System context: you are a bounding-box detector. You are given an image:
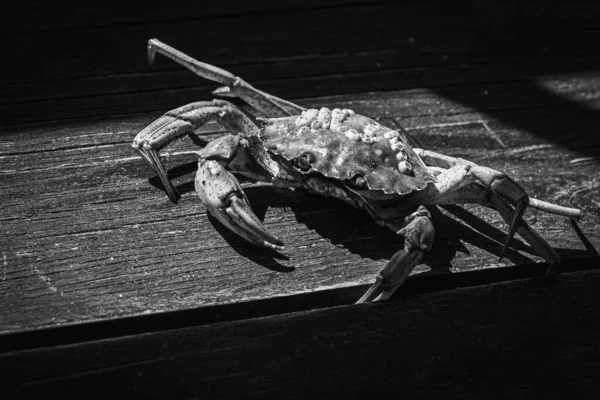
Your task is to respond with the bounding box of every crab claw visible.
[195,159,284,251]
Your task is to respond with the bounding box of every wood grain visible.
[1,1,600,339]
[3,1,600,126]
[2,86,599,334]
[3,269,600,398]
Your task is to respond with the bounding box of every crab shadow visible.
[207,212,295,273]
[149,160,592,276]
[148,160,198,195]
[283,190,539,276]
[191,182,567,276]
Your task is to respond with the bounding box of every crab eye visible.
[352,175,367,188]
[296,152,315,170]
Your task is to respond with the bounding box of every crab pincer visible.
[195,159,284,251]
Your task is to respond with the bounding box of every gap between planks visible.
[0,256,598,353]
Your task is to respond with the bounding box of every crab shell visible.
[257,109,437,195]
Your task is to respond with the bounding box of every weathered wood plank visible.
[3,269,600,398]
[1,86,598,334]
[3,1,600,125]
[2,0,383,34]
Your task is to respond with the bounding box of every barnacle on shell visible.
[297,126,310,135]
[260,109,436,197]
[390,138,404,151]
[317,107,332,123]
[295,109,319,127]
[361,136,376,144]
[384,130,400,139]
[345,129,361,141]
[364,124,378,136]
[398,161,412,174]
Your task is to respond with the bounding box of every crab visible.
[133,39,584,303]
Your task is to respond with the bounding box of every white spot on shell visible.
[398,161,412,174]
[297,126,310,135]
[384,130,400,139]
[396,151,407,161]
[362,136,376,144]
[364,124,378,136]
[209,162,222,175]
[306,109,318,118]
[390,138,404,151]
[345,129,361,141]
[332,108,345,119]
[310,120,321,131]
[337,125,349,133]
[295,109,318,127]
[343,109,355,116]
[317,107,331,122]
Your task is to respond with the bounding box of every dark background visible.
[3,0,600,160]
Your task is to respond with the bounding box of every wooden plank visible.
[3,2,600,125]
[5,56,600,127]
[2,0,383,34]
[3,269,600,398]
[1,86,599,334]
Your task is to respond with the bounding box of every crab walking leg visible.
[132,100,260,203]
[212,85,307,116]
[196,159,284,251]
[147,39,304,117]
[412,182,561,275]
[528,198,582,220]
[357,206,435,303]
[415,148,582,220]
[414,149,542,257]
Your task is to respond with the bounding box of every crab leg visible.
[412,149,577,259]
[357,206,435,303]
[414,149,582,220]
[132,99,259,203]
[147,39,305,117]
[134,100,283,249]
[211,85,307,117]
[406,164,563,274]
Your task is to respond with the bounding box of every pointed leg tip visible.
[356,278,385,304]
[147,39,159,66]
[166,186,181,204]
[264,237,285,252]
[227,196,285,251]
[544,262,559,277]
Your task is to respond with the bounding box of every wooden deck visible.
[2,1,600,397]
